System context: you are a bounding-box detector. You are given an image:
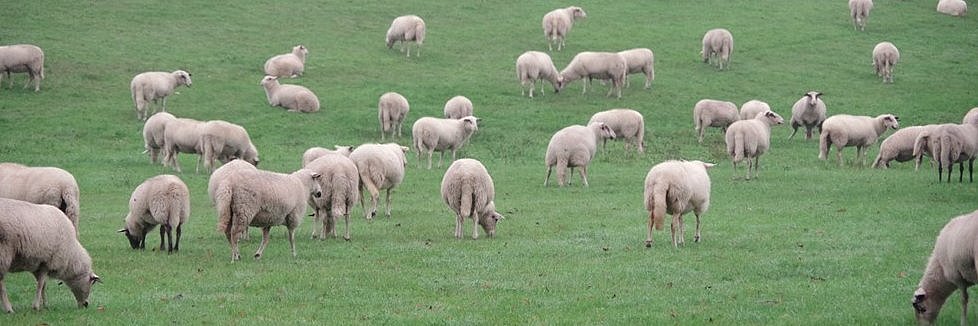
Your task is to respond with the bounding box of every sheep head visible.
[117,227,145,250]
[803,91,823,106]
[569,6,587,19]
[174,70,192,87]
[260,75,278,86]
[881,114,900,129]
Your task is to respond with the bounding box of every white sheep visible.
[588,108,645,152]
[443,95,474,119]
[207,159,258,241]
[617,48,655,89]
[161,116,207,173]
[515,51,562,98]
[963,107,978,125]
[301,145,354,168]
[913,123,978,183]
[849,0,874,31]
[544,122,616,187]
[200,120,260,172]
[260,75,320,113]
[789,91,827,140]
[725,110,785,179]
[411,116,479,169]
[701,28,733,70]
[873,124,940,169]
[263,45,308,78]
[130,70,192,121]
[386,15,426,57]
[142,112,176,165]
[937,0,968,16]
[305,153,360,241]
[0,44,44,92]
[819,113,900,166]
[643,160,714,248]
[912,209,978,324]
[0,198,100,313]
[739,100,771,121]
[349,143,409,220]
[873,41,900,83]
[556,51,627,99]
[693,99,740,143]
[542,6,587,51]
[378,92,409,140]
[118,174,190,254]
[441,159,504,239]
[0,163,80,235]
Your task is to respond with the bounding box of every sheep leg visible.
[959,161,965,183]
[557,161,568,187]
[287,226,297,258]
[788,125,799,140]
[694,212,702,243]
[836,146,845,167]
[311,209,322,239]
[579,165,589,187]
[0,275,11,313]
[670,213,679,247]
[159,224,168,252]
[962,288,970,326]
[970,159,975,183]
[254,227,271,260]
[31,270,46,310]
[805,127,814,140]
[544,166,553,186]
[229,228,242,261]
[455,213,464,239]
[364,182,381,220]
[645,211,655,248]
[174,223,182,252]
[342,211,351,241]
[677,213,686,246]
[384,188,393,218]
[426,149,434,169]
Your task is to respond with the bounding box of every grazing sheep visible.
[819,114,900,166]
[739,100,771,121]
[789,91,827,140]
[260,75,320,113]
[443,95,474,119]
[963,107,978,125]
[263,45,308,78]
[701,28,733,70]
[200,120,260,172]
[693,99,740,143]
[161,116,207,173]
[515,51,562,98]
[556,51,627,99]
[725,110,785,179]
[378,92,409,140]
[0,198,100,313]
[214,168,322,261]
[937,0,968,16]
[441,159,504,239]
[873,125,940,169]
[305,154,360,241]
[588,108,645,152]
[617,48,655,89]
[130,70,192,121]
[849,0,874,31]
[349,143,409,220]
[643,160,714,248]
[542,6,587,51]
[118,175,189,254]
[0,163,80,235]
[411,116,479,169]
[386,15,426,57]
[301,146,354,168]
[913,123,978,183]
[0,44,44,92]
[142,112,176,165]
[544,122,616,187]
[873,42,900,83]
[912,210,978,325]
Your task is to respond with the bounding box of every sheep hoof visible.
[344,237,351,241]
[253,253,262,259]
[694,236,701,243]
[644,241,652,248]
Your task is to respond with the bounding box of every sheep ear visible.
[310,172,322,180]
[90,273,102,285]
[116,228,126,233]
[400,146,410,152]
[496,213,505,220]
[702,162,717,169]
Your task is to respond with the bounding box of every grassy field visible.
[1,0,977,324]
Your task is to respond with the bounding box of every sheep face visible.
[309,172,323,199]
[118,227,147,249]
[569,6,587,19]
[175,70,192,87]
[260,75,278,86]
[763,111,785,124]
[803,91,822,106]
[65,272,100,309]
[912,288,940,325]
[882,114,900,129]
[293,45,308,56]
[596,122,617,140]
[460,116,479,133]
[478,204,504,238]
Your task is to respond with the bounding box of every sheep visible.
[789,91,827,140]
[349,143,409,220]
[937,0,968,16]
[161,116,207,173]
[912,209,978,325]
[207,159,258,241]
[849,0,874,31]
[378,92,409,140]
[739,100,771,121]
[0,44,44,92]
[544,122,617,187]
[0,163,80,235]
[693,99,740,143]
[259,75,320,113]
[913,123,978,183]
[542,6,587,51]
[515,51,562,98]
[441,159,504,239]
[200,120,260,172]
[819,114,900,166]
[411,116,479,169]
[301,145,354,168]
[118,175,190,254]
[873,42,900,83]
[0,198,101,313]
[386,15,426,57]
[617,48,655,89]
[556,51,627,99]
[963,107,978,125]
[305,153,360,241]
[263,45,308,78]
[142,112,176,165]
[588,108,645,153]
[873,124,941,169]
[643,160,715,248]
[725,110,785,179]
[214,168,322,261]
[443,95,474,119]
[701,28,733,70]
[130,70,192,121]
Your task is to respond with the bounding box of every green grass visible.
[1,0,977,324]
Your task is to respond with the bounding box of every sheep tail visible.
[650,183,668,231]
[62,187,80,234]
[215,182,233,235]
[732,132,745,163]
[414,20,426,44]
[913,132,930,169]
[459,184,474,220]
[818,130,830,160]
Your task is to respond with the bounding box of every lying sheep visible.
[349,143,408,220]
[873,124,940,169]
[618,48,655,89]
[789,91,827,140]
[556,51,627,99]
[739,100,771,121]
[412,116,479,169]
[386,15,426,57]
[588,108,645,152]
[263,45,308,78]
[142,112,176,165]
[441,159,504,239]
[542,6,587,51]
[0,44,44,92]
[301,145,354,168]
[118,175,190,253]
[162,116,207,173]
[849,0,874,31]
[873,42,900,83]
[544,122,616,187]
[200,120,260,172]
[260,75,320,113]
[443,95,474,119]
[378,92,409,140]
[130,70,192,121]
[937,0,968,16]
[0,198,100,313]
[305,154,360,241]
[516,51,562,98]
[819,113,900,166]
[963,107,978,125]
[912,209,978,324]
[693,99,739,143]
[0,163,80,235]
[725,110,785,179]
[643,160,714,248]
[701,28,733,70]
[913,123,978,183]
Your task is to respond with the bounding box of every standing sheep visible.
[937,0,968,16]
[542,6,587,51]
[693,99,740,143]
[643,160,714,248]
[118,175,190,253]
[819,114,900,166]
[443,95,474,119]
[411,116,480,169]
[515,51,562,98]
[0,163,80,235]
[441,159,504,240]
[544,122,617,187]
[386,15,426,57]
[739,100,771,121]
[142,112,176,165]
[200,120,260,172]
[130,70,192,121]
[378,92,409,140]
[849,0,874,31]
[207,159,258,241]
[301,145,354,168]
[556,51,627,99]
[873,124,940,169]
[0,44,44,92]
[789,91,827,140]
[349,143,409,220]
[305,154,360,241]
[912,210,978,325]
[260,75,320,113]
[873,42,900,83]
[725,110,785,179]
[263,45,308,78]
[701,28,733,70]
[618,48,655,89]
[913,123,978,183]
[161,116,207,173]
[588,108,645,153]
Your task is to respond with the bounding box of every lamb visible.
[556,51,627,99]
[0,44,44,92]
[873,124,940,169]
[912,209,978,325]
[443,95,474,119]
[142,112,176,165]
[305,153,360,241]
[643,160,714,248]
[0,198,100,313]
[118,175,190,254]
[963,107,978,125]
[873,42,900,83]
[0,163,80,235]
[739,100,771,121]
[130,70,192,121]
[199,120,260,172]
[411,116,479,169]
[789,91,827,140]
[260,75,320,113]
[263,45,308,78]
[441,159,504,239]
[701,28,733,70]
[849,0,874,31]
[913,123,978,183]
[378,92,409,140]
[725,110,785,179]
[542,6,587,51]
[937,0,968,16]
[544,122,617,187]
[617,48,655,89]
[588,108,645,152]
[819,113,900,166]
[349,143,409,220]
[515,51,562,98]
[301,145,354,168]
[693,99,739,143]
[386,15,426,57]
[161,116,207,173]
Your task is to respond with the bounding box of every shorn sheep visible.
[544,122,616,187]
[260,75,320,113]
[305,153,360,241]
[618,48,655,89]
[0,44,44,92]
[789,91,827,140]
[161,116,207,173]
[693,99,739,143]
[739,100,771,121]
[701,28,733,70]
[937,0,968,16]
[725,110,785,179]
[412,116,479,169]
[819,114,900,166]
[443,95,473,119]
[515,51,562,98]
[118,175,190,254]
[912,209,978,325]
[386,15,426,57]
[556,51,627,99]
[588,108,645,153]
[441,159,504,240]
[301,145,354,168]
[130,70,192,121]
[873,41,900,83]
[542,6,587,51]
[378,92,409,140]
[872,124,940,169]
[643,160,714,248]
[349,143,409,220]
[263,45,308,78]
[849,0,874,31]
[913,123,978,183]
[142,112,176,165]
[200,120,260,172]
[0,198,100,313]
[0,163,80,235]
